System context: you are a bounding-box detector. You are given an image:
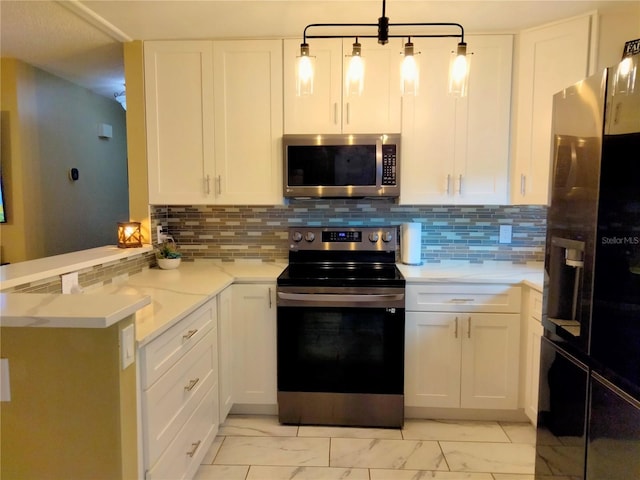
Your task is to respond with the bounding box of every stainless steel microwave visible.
[283,134,401,198]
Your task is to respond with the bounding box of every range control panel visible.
[289,227,398,252]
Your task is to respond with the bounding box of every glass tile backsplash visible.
[151,200,547,264]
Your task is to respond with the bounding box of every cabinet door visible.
[460,313,520,409]
[217,286,233,423]
[454,35,512,204]
[213,40,283,204]
[405,312,461,408]
[283,38,343,134]
[342,38,403,134]
[401,35,512,205]
[400,37,457,204]
[525,316,544,424]
[231,283,277,405]
[512,14,595,205]
[145,41,215,204]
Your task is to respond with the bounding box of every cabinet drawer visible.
[146,384,219,480]
[406,284,521,313]
[141,298,216,389]
[143,328,217,467]
[530,289,543,321]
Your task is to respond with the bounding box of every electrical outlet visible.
[157,225,167,243]
[499,225,513,244]
[61,272,79,294]
[121,324,135,370]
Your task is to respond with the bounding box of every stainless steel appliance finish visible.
[536,55,640,479]
[277,226,405,428]
[283,133,400,198]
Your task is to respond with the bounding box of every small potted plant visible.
[156,239,182,270]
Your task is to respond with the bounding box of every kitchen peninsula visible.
[1,246,542,479]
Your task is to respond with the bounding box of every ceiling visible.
[0,0,635,101]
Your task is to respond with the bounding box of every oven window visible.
[277,306,404,395]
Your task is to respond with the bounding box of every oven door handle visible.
[277,291,405,307]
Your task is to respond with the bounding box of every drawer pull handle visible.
[183,329,198,340]
[467,317,471,338]
[184,378,200,392]
[451,298,475,303]
[186,440,202,457]
[454,317,459,338]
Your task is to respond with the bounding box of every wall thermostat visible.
[69,168,79,181]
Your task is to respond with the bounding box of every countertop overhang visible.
[0,292,151,328]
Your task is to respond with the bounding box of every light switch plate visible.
[121,324,135,370]
[1,359,10,402]
[499,225,513,244]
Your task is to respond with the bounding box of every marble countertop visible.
[0,257,542,345]
[397,261,544,291]
[90,260,287,346]
[0,292,151,328]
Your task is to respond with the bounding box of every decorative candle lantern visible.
[117,222,142,248]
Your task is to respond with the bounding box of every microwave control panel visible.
[381,145,397,186]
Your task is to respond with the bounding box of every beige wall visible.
[124,41,151,243]
[0,318,138,479]
[0,59,129,263]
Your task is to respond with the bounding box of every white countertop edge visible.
[0,245,154,290]
[135,278,236,347]
[0,293,151,329]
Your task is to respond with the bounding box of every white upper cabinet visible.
[213,40,283,205]
[145,41,215,205]
[284,37,402,134]
[145,40,283,205]
[400,35,513,205]
[511,14,595,205]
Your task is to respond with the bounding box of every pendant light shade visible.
[296,43,315,96]
[449,42,470,97]
[346,40,365,96]
[401,40,419,95]
[612,56,637,95]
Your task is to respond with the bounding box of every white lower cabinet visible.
[523,288,544,424]
[139,298,219,480]
[217,286,233,423]
[231,283,277,406]
[405,284,521,410]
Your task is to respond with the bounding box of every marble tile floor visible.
[195,415,538,480]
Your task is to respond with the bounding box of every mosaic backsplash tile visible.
[151,200,547,264]
[3,251,156,293]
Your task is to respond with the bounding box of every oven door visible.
[277,287,405,395]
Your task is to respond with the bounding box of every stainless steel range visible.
[276,226,405,428]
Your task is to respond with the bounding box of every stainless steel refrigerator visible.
[535,55,640,479]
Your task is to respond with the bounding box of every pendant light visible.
[346,39,365,96]
[296,0,468,97]
[296,42,314,96]
[448,41,470,97]
[401,39,418,95]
